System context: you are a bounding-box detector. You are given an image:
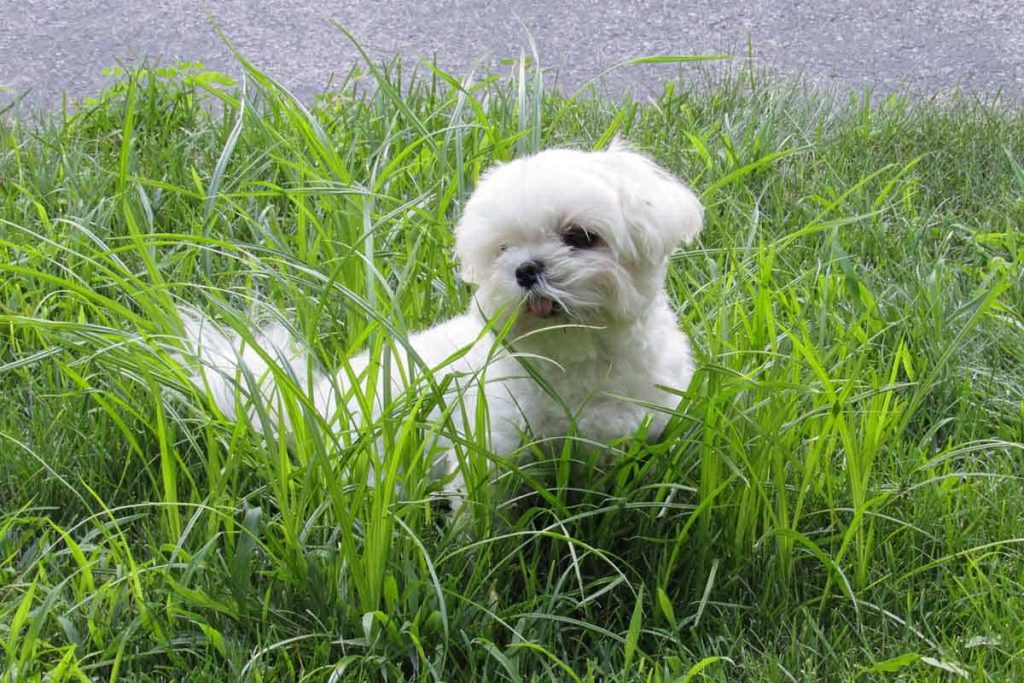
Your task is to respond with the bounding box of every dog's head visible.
[454,142,703,333]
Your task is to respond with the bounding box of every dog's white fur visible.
[181,142,703,504]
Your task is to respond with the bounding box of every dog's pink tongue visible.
[528,296,554,317]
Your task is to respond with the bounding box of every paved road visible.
[3,0,1023,109]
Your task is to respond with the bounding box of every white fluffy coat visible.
[181,142,703,502]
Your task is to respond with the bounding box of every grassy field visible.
[1,46,1023,681]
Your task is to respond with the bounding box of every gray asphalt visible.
[2,1,1023,109]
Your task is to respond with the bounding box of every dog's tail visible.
[177,307,336,434]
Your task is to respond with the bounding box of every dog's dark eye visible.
[563,224,600,249]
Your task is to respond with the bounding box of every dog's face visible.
[454,143,703,333]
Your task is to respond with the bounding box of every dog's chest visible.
[508,348,669,443]
[519,321,693,444]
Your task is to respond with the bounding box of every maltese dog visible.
[181,140,703,507]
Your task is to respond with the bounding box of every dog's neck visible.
[500,294,671,370]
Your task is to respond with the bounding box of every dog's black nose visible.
[515,260,544,288]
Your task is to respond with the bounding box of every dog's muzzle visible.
[515,260,557,317]
[515,260,544,288]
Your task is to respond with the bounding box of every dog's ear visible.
[601,146,703,263]
[453,210,486,284]
[453,164,504,285]
[606,135,634,153]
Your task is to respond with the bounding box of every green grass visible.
[1,44,1023,681]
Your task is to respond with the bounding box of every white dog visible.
[181,141,703,506]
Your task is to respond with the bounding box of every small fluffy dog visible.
[182,141,703,505]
